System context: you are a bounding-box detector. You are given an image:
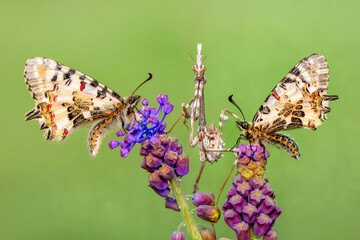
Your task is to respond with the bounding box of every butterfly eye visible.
[128,96,140,104]
[240,122,248,129]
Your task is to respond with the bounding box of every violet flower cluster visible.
[222,144,280,240]
[108,94,190,198]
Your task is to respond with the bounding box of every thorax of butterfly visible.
[24,57,141,156]
[234,54,338,159]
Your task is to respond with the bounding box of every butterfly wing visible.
[252,54,338,133]
[24,57,125,154]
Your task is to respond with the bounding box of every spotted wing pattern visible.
[249,54,338,158]
[24,57,128,156]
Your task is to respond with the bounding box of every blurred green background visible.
[0,0,358,239]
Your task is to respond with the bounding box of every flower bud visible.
[140,159,157,173]
[148,170,168,190]
[151,144,166,157]
[159,164,174,180]
[156,94,168,104]
[149,136,161,149]
[268,205,282,220]
[263,229,279,240]
[120,148,130,158]
[158,133,170,145]
[226,185,237,199]
[192,193,215,207]
[253,213,273,236]
[196,205,221,223]
[164,151,178,166]
[108,140,120,149]
[242,203,258,224]
[233,221,251,240]
[236,181,251,198]
[261,183,274,197]
[167,138,178,151]
[141,99,148,106]
[224,209,242,229]
[176,144,183,155]
[200,227,216,240]
[149,185,170,197]
[145,153,162,168]
[249,175,266,189]
[248,189,265,206]
[176,154,190,176]
[141,139,150,149]
[258,196,276,215]
[165,197,179,211]
[139,147,151,156]
[171,231,185,240]
[229,194,246,213]
[164,102,174,114]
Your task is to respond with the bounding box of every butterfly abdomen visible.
[88,117,115,156]
[267,133,300,159]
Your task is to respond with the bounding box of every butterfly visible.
[24,57,149,156]
[232,54,338,159]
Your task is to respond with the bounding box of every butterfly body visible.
[235,54,338,159]
[24,57,140,156]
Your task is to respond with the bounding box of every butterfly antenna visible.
[187,52,196,62]
[228,95,246,121]
[131,73,152,96]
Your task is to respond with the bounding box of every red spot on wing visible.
[272,91,280,100]
[50,113,54,119]
[46,104,51,110]
[53,124,57,130]
[53,95,58,102]
[64,129,68,136]
[80,81,85,91]
[310,94,315,98]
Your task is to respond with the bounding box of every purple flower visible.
[236,181,251,198]
[242,203,258,224]
[268,205,282,220]
[159,164,174,180]
[109,94,191,198]
[263,229,279,240]
[164,102,174,114]
[224,144,282,238]
[253,213,273,236]
[199,227,216,240]
[164,151,179,166]
[171,231,185,240]
[109,94,174,157]
[224,209,242,229]
[141,99,148,106]
[175,154,190,176]
[248,189,265,206]
[149,185,170,197]
[258,196,276,215]
[108,140,120,149]
[148,170,169,190]
[233,221,251,240]
[192,192,215,207]
[156,94,168,104]
[196,205,221,223]
[145,153,162,168]
[229,194,246,213]
[165,197,179,211]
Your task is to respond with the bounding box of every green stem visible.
[169,175,202,240]
[250,227,261,240]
